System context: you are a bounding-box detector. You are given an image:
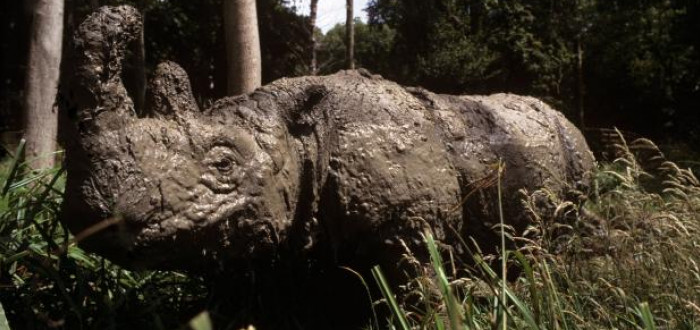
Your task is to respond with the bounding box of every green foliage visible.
[318,19,396,75]
[360,0,700,141]
[4,0,698,148]
[363,0,578,97]
[0,144,207,329]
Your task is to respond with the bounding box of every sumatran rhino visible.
[60,6,594,272]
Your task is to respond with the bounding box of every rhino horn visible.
[145,61,200,120]
[72,5,143,133]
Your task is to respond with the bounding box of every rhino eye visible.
[201,145,243,193]
[213,157,233,172]
[205,146,240,173]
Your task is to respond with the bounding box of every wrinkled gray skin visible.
[61,6,595,271]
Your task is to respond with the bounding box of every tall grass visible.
[0,141,207,329]
[373,137,700,329]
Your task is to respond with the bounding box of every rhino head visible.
[61,6,305,269]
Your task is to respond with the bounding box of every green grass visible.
[1,137,699,329]
[0,141,207,329]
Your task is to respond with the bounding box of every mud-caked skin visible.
[61,6,595,270]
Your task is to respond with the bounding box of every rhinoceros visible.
[60,6,594,272]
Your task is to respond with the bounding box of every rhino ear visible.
[288,84,330,129]
[145,61,200,120]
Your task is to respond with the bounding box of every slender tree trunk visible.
[23,0,64,169]
[309,0,319,75]
[223,0,262,95]
[345,0,355,70]
[576,37,585,128]
[130,10,146,115]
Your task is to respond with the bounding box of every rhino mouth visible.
[80,205,272,269]
[107,188,277,266]
[136,196,251,239]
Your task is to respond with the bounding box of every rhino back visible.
[306,73,464,246]
[271,72,594,253]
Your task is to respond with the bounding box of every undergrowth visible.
[0,141,207,329]
[373,136,700,329]
[0,136,698,329]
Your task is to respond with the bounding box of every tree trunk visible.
[345,0,355,70]
[576,37,585,128]
[309,0,319,75]
[23,0,64,169]
[223,0,262,96]
[129,10,146,115]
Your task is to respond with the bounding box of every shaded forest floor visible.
[0,137,699,329]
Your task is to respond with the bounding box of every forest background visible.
[1,0,699,159]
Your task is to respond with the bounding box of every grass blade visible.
[1,138,25,196]
[513,250,540,324]
[0,301,9,330]
[496,160,508,330]
[341,266,380,330]
[474,253,540,329]
[371,265,411,330]
[188,311,213,330]
[636,302,656,330]
[425,230,463,329]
